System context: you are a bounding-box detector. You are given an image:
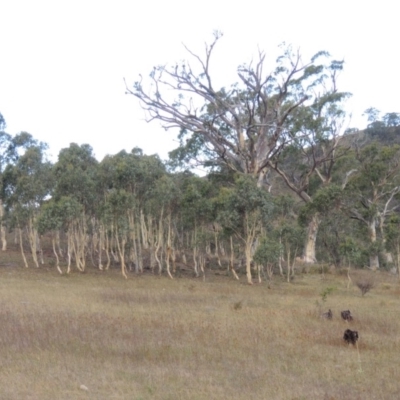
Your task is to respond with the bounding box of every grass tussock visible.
[0,258,400,399]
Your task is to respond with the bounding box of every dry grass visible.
[0,247,400,399]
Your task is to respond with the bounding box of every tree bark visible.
[0,200,6,251]
[304,213,320,263]
[245,240,253,285]
[18,227,29,268]
[368,219,380,270]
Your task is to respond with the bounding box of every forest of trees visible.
[2,37,400,283]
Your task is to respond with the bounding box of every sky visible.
[0,0,399,166]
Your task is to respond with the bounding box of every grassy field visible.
[0,246,400,399]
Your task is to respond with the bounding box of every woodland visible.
[1,35,400,284]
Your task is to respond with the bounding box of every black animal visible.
[341,310,353,321]
[343,329,359,345]
[321,309,333,320]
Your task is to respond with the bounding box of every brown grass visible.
[0,245,400,399]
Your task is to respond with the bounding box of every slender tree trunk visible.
[304,213,320,263]
[379,218,393,264]
[56,230,63,257]
[52,236,63,274]
[136,216,143,273]
[104,228,111,270]
[0,200,7,251]
[27,217,39,268]
[67,231,72,274]
[199,251,206,281]
[278,234,284,276]
[193,245,199,278]
[37,235,44,265]
[18,227,29,268]
[115,227,127,279]
[257,264,262,283]
[229,236,239,280]
[140,209,149,249]
[155,207,164,275]
[98,224,104,270]
[245,240,253,285]
[368,219,380,270]
[165,213,174,279]
[147,216,156,273]
[214,231,222,268]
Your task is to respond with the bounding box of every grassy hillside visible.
[0,240,400,399]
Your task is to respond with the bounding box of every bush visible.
[356,279,375,296]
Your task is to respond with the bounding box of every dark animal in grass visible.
[321,309,333,320]
[341,310,353,321]
[343,329,359,345]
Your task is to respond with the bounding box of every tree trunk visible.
[368,219,380,270]
[165,213,174,279]
[155,207,164,275]
[0,200,6,251]
[114,225,128,279]
[18,227,29,268]
[27,217,39,268]
[304,213,320,263]
[52,236,63,274]
[140,209,149,249]
[229,236,239,280]
[245,240,253,285]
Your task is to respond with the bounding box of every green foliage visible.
[54,143,99,212]
[320,286,336,303]
[338,236,366,267]
[299,184,342,226]
[3,142,53,229]
[253,236,281,267]
[215,175,274,238]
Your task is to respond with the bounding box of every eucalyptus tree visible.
[215,175,275,284]
[269,82,351,263]
[0,124,42,251]
[127,34,349,266]
[345,143,400,269]
[100,189,135,278]
[179,173,216,277]
[52,143,100,271]
[98,149,166,275]
[253,235,281,283]
[0,124,12,251]
[255,194,303,281]
[385,215,400,275]
[129,33,336,182]
[3,139,53,267]
[147,173,183,278]
[37,196,83,273]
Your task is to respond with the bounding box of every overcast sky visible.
[0,0,398,165]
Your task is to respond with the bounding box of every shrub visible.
[356,279,375,296]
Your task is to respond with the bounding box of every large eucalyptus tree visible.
[127,33,350,264]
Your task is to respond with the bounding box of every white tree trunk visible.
[0,200,6,251]
[245,240,253,285]
[369,219,380,270]
[304,214,320,264]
